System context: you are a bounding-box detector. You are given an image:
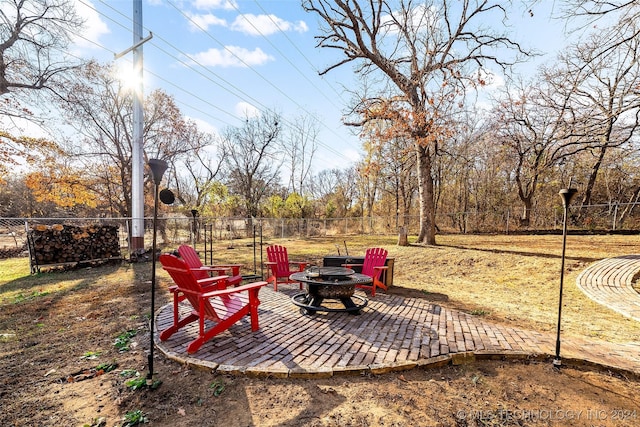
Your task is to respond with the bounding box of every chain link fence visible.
[1,201,638,262]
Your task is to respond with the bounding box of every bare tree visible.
[222,110,283,219]
[543,25,640,210]
[169,125,226,215]
[54,62,197,217]
[0,0,83,177]
[283,113,319,195]
[0,0,81,97]
[489,79,575,226]
[310,167,359,218]
[303,0,530,244]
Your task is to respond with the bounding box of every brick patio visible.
[577,255,640,322]
[155,278,640,378]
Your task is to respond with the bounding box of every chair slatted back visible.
[159,254,220,321]
[361,247,388,281]
[178,244,209,281]
[266,245,290,277]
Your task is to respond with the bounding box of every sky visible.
[64,0,570,174]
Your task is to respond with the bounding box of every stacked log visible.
[28,224,121,267]
[0,246,26,259]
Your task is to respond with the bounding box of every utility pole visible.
[115,0,152,251]
[130,0,145,251]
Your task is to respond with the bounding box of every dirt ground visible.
[1,241,640,426]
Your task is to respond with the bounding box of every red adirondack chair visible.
[343,247,388,297]
[178,244,242,287]
[265,245,307,291]
[159,254,268,354]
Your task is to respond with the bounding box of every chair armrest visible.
[205,263,242,276]
[373,266,388,272]
[196,275,229,290]
[342,263,363,269]
[291,261,307,271]
[201,281,268,298]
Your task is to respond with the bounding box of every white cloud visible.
[193,0,237,11]
[187,13,227,31]
[188,116,219,136]
[191,46,274,67]
[72,0,110,50]
[231,14,308,36]
[235,102,260,118]
[343,148,362,163]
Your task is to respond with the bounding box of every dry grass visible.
[2,233,640,426]
[3,233,639,344]
[207,233,640,344]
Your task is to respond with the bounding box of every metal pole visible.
[260,221,264,278]
[147,159,168,385]
[554,186,577,368]
[130,0,145,251]
[253,224,257,274]
[191,210,198,249]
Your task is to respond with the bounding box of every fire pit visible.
[290,267,370,315]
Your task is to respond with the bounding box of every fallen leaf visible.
[398,374,408,382]
[178,408,186,416]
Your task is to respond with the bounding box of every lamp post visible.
[147,158,168,385]
[191,209,198,249]
[553,185,578,368]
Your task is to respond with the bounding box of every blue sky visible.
[70,0,570,173]
[73,0,364,171]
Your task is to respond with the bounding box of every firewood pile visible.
[0,245,26,259]
[27,224,121,270]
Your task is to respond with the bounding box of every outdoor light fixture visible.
[191,209,198,249]
[553,182,578,368]
[147,158,169,386]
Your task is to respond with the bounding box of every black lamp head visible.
[159,188,175,205]
[148,159,168,186]
[191,209,198,218]
[559,188,578,207]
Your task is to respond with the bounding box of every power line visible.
[251,0,348,104]
[163,0,358,158]
[86,0,357,161]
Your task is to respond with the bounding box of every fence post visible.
[506,209,510,235]
[613,204,618,230]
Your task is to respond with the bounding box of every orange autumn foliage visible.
[0,130,62,183]
[25,162,98,209]
[358,97,454,148]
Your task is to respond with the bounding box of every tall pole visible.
[191,209,198,249]
[553,185,577,368]
[147,159,168,385]
[130,0,145,251]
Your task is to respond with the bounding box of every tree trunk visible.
[579,145,607,220]
[397,226,408,246]
[415,144,436,245]
[520,197,533,227]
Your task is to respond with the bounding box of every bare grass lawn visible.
[1,234,639,426]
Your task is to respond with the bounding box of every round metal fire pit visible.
[311,283,356,299]
[290,270,371,315]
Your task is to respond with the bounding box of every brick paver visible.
[577,254,640,321]
[155,277,640,377]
